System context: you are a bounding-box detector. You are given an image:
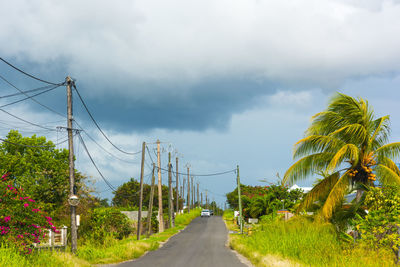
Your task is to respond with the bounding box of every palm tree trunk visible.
[356,189,363,202]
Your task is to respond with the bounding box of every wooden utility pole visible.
[201,192,203,208]
[137,142,146,240]
[182,177,185,209]
[206,190,208,209]
[157,140,164,232]
[197,182,199,208]
[147,164,156,236]
[168,152,174,228]
[66,76,78,253]
[175,157,179,214]
[191,176,194,209]
[237,165,243,234]
[187,166,190,213]
[180,185,183,210]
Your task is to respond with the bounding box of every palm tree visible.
[283,93,400,220]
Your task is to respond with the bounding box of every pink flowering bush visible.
[0,172,58,254]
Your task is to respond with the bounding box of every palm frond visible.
[296,172,340,212]
[320,171,350,220]
[283,152,334,184]
[375,142,400,161]
[370,115,390,146]
[375,164,400,185]
[326,144,359,172]
[293,135,345,159]
[329,123,367,145]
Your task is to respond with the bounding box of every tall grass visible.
[0,245,89,267]
[0,209,201,266]
[225,212,395,267]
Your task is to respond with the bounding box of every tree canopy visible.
[284,93,400,220]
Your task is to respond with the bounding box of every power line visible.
[157,167,236,177]
[0,84,54,99]
[79,130,140,164]
[0,108,57,131]
[0,136,69,148]
[73,84,141,156]
[0,57,64,86]
[0,85,61,109]
[77,132,117,192]
[0,74,66,118]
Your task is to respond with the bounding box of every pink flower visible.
[4,216,11,222]
[23,203,29,208]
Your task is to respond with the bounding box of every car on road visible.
[201,209,211,217]
[209,210,214,216]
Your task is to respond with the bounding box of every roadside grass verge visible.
[76,208,201,264]
[0,209,200,266]
[0,244,90,267]
[223,210,395,267]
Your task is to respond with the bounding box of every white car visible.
[201,209,211,217]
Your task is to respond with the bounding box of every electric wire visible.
[0,85,61,108]
[156,167,236,177]
[0,57,64,86]
[73,85,141,155]
[77,132,117,192]
[0,136,69,148]
[79,130,140,164]
[0,108,57,131]
[0,74,66,118]
[0,84,55,99]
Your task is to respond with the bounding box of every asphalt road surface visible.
[117,216,247,267]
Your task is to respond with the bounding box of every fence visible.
[34,226,68,250]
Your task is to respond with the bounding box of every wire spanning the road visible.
[0,57,64,86]
[0,136,69,148]
[73,84,141,156]
[0,84,61,109]
[0,108,57,132]
[157,166,236,177]
[78,132,117,193]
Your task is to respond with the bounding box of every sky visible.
[1,0,400,207]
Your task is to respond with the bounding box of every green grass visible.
[0,208,201,266]
[0,245,90,267]
[75,208,201,264]
[224,211,396,267]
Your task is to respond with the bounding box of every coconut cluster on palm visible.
[284,93,400,220]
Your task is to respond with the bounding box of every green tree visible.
[112,178,182,210]
[0,130,85,215]
[284,93,400,220]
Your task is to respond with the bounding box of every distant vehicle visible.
[201,209,211,217]
[209,210,214,216]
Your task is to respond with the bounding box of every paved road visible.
[117,216,246,267]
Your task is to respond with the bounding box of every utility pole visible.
[180,185,183,210]
[197,182,199,208]
[168,152,174,228]
[187,166,190,213]
[175,157,179,214]
[182,177,185,210]
[147,164,156,236]
[191,176,194,209]
[157,140,164,232]
[137,142,146,240]
[66,76,78,253]
[206,190,208,209]
[237,165,243,234]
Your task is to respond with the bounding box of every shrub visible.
[81,207,133,244]
[356,186,400,257]
[0,173,57,254]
